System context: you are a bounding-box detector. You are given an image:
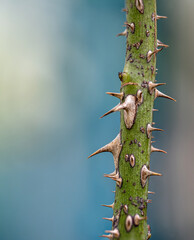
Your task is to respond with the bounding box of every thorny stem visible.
[88,0,174,239]
[113,1,157,239]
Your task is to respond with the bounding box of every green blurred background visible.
[0,0,193,239]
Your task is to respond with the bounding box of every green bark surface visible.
[113,1,157,239]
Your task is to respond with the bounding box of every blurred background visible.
[0,0,193,239]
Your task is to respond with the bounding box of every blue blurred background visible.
[0,0,193,239]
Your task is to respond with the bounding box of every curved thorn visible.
[88,134,122,170]
[124,22,135,33]
[141,165,162,187]
[104,170,116,178]
[151,145,167,154]
[116,29,127,37]
[155,89,176,102]
[147,48,163,63]
[100,103,124,118]
[148,81,166,95]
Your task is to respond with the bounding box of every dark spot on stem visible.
[140,127,145,133]
[139,54,145,59]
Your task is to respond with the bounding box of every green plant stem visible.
[113,1,157,239]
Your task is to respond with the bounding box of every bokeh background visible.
[0,0,193,239]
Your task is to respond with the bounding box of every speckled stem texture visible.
[113,1,157,239]
[88,0,170,239]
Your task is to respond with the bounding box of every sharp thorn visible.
[106,92,124,100]
[141,165,162,187]
[124,22,135,34]
[105,229,120,238]
[151,145,167,154]
[157,39,169,48]
[148,191,155,194]
[105,173,122,187]
[152,109,158,112]
[147,48,163,63]
[148,81,166,94]
[103,217,114,222]
[101,203,114,209]
[155,89,176,102]
[116,29,127,37]
[88,134,122,170]
[156,15,167,20]
[104,172,117,179]
[100,103,124,118]
[147,123,164,138]
[99,234,113,239]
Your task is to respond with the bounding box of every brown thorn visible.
[100,103,122,119]
[155,89,176,102]
[147,123,164,138]
[141,165,162,188]
[106,92,124,100]
[157,39,169,48]
[148,191,155,194]
[116,29,127,37]
[101,203,114,209]
[151,145,167,154]
[103,217,114,222]
[99,234,113,239]
[148,81,166,95]
[156,15,167,20]
[147,48,163,63]
[124,22,135,34]
[104,170,116,178]
[105,229,120,238]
